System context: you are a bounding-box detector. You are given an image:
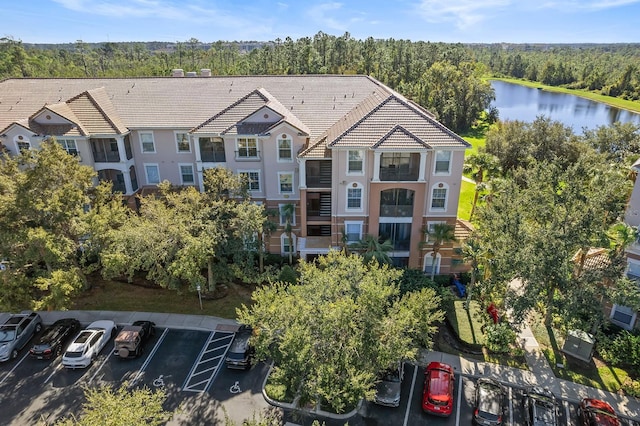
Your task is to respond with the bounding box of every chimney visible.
[172,69,184,77]
[200,69,212,77]
[186,71,197,77]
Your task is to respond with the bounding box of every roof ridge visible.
[372,124,431,149]
[191,88,268,133]
[67,88,124,135]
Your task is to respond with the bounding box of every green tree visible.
[351,234,393,265]
[463,152,501,220]
[0,140,96,310]
[237,251,443,413]
[425,223,456,281]
[281,203,295,265]
[53,384,172,426]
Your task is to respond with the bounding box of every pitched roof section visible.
[67,88,128,135]
[328,95,470,150]
[0,75,389,140]
[372,125,431,150]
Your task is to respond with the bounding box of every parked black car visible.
[29,318,81,360]
[523,387,558,426]
[113,320,155,358]
[225,325,254,370]
[473,378,506,426]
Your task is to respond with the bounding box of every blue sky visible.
[3,0,640,44]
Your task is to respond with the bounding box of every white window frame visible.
[279,204,296,226]
[610,304,637,330]
[239,170,261,192]
[57,138,78,155]
[425,221,447,242]
[144,163,161,185]
[423,253,442,274]
[430,183,449,212]
[139,131,156,153]
[344,221,363,244]
[278,171,294,194]
[179,163,195,185]
[175,132,191,153]
[434,150,452,175]
[280,232,297,256]
[14,135,30,152]
[346,183,363,211]
[236,137,259,159]
[277,135,293,162]
[347,150,364,175]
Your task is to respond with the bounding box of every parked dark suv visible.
[113,320,155,358]
[30,318,81,360]
[225,325,254,370]
[0,311,43,362]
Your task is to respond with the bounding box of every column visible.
[122,169,133,194]
[298,158,307,188]
[372,151,381,182]
[418,152,427,182]
[116,137,127,162]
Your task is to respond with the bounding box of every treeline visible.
[2,34,640,129]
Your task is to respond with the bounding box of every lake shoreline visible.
[489,77,640,115]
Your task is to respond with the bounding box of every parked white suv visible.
[62,320,116,369]
[0,311,43,362]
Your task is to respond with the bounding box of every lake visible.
[490,80,640,131]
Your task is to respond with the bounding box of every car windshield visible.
[381,369,401,382]
[0,328,16,343]
[478,383,502,416]
[227,351,247,360]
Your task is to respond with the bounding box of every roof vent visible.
[172,69,184,77]
[200,69,212,77]
[186,71,197,77]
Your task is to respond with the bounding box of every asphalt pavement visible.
[35,309,640,422]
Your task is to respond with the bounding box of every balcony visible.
[379,205,413,217]
[379,165,419,181]
[91,138,121,163]
[307,192,331,222]
[306,160,332,188]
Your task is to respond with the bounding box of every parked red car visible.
[578,398,620,426]
[422,361,455,417]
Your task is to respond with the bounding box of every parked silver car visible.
[0,311,43,362]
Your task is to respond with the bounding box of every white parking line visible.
[182,331,233,393]
[564,399,570,423]
[43,363,63,384]
[508,386,513,426]
[402,364,418,426]
[89,343,116,383]
[129,327,169,387]
[455,375,462,426]
[0,352,29,387]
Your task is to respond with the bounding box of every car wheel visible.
[35,323,42,333]
[55,345,62,357]
[11,349,18,360]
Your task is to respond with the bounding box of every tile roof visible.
[571,247,611,270]
[372,125,431,150]
[0,76,388,140]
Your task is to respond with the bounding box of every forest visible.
[2,33,639,131]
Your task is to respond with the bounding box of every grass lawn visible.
[528,313,629,392]
[447,300,485,346]
[72,277,253,319]
[457,180,476,221]
[491,77,640,114]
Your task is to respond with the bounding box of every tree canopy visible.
[237,251,443,413]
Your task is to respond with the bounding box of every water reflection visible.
[490,80,640,131]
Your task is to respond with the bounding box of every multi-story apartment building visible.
[619,159,640,330]
[0,72,470,272]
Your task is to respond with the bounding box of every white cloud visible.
[306,2,347,31]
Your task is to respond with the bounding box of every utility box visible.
[561,329,594,362]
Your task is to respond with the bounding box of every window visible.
[279,204,296,226]
[627,261,640,279]
[58,139,78,155]
[176,132,190,153]
[14,136,30,151]
[347,186,362,209]
[344,221,363,244]
[199,137,226,162]
[278,136,292,162]
[237,137,258,158]
[610,304,636,330]
[140,132,155,153]
[280,233,297,255]
[279,172,294,194]
[424,253,441,275]
[425,221,447,242]
[379,222,412,251]
[434,150,451,174]
[179,164,195,185]
[348,150,363,173]
[144,164,160,184]
[239,171,261,191]
[431,185,448,210]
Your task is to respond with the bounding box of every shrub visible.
[278,265,297,284]
[598,330,640,375]
[485,323,518,354]
[398,269,437,295]
[622,378,640,398]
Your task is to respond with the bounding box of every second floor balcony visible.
[306,160,332,188]
[379,165,419,181]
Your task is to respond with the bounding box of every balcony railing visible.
[201,152,226,162]
[93,151,121,163]
[379,205,413,217]
[306,210,331,222]
[379,166,419,181]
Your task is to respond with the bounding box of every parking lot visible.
[1,320,639,426]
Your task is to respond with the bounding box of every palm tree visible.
[352,234,393,265]
[460,235,486,311]
[425,223,456,281]
[281,203,295,265]
[463,152,501,220]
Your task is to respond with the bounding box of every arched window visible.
[423,253,441,275]
[277,133,293,162]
